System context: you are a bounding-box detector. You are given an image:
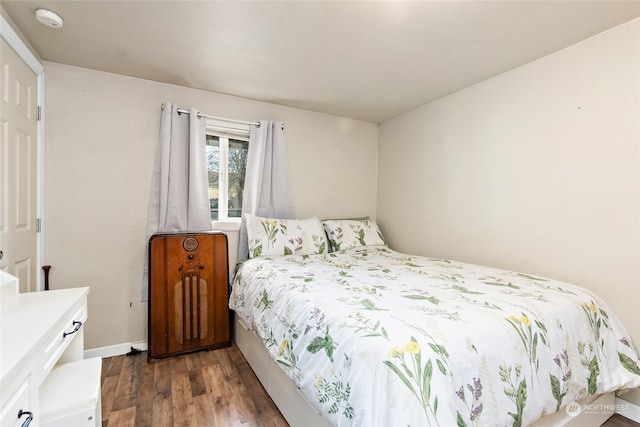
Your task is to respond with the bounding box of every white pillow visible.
[245,214,328,258]
[322,219,386,252]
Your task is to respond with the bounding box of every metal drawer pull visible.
[18,409,33,427]
[62,320,82,338]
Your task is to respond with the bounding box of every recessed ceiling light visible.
[35,9,63,28]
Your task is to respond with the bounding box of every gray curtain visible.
[237,120,295,260]
[141,102,212,300]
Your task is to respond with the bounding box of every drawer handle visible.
[62,320,83,338]
[18,409,33,427]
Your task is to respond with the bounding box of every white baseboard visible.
[84,340,148,359]
[616,396,640,423]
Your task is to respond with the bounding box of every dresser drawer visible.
[42,303,87,375]
[1,286,90,427]
[0,374,34,427]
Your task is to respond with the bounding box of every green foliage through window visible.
[206,134,249,221]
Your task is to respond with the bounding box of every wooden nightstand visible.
[148,232,231,360]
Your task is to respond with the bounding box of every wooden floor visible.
[607,414,640,427]
[101,344,638,427]
[101,344,288,427]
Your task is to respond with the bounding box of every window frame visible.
[205,118,251,227]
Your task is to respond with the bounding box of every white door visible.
[0,37,38,292]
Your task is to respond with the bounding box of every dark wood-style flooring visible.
[101,344,287,426]
[100,344,639,427]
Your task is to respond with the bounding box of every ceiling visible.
[3,1,640,124]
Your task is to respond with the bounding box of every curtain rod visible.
[161,103,260,127]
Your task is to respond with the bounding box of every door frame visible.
[1,13,46,290]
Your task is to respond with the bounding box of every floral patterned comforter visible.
[229,246,640,427]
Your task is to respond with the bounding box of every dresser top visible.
[1,287,90,382]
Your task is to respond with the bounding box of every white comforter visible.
[229,246,640,427]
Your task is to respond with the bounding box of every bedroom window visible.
[206,120,250,222]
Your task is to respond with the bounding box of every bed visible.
[229,216,640,426]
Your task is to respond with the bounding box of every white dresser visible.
[0,271,98,427]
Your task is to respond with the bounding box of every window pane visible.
[206,135,219,221]
[228,139,249,218]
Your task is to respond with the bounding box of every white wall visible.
[44,62,378,350]
[378,17,640,355]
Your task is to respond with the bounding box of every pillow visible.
[245,214,328,258]
[322,219,386,252]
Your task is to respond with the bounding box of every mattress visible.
[229,246,640,426]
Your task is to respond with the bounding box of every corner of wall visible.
[0,6,43,64]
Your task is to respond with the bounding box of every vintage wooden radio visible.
[148,232,230,360]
